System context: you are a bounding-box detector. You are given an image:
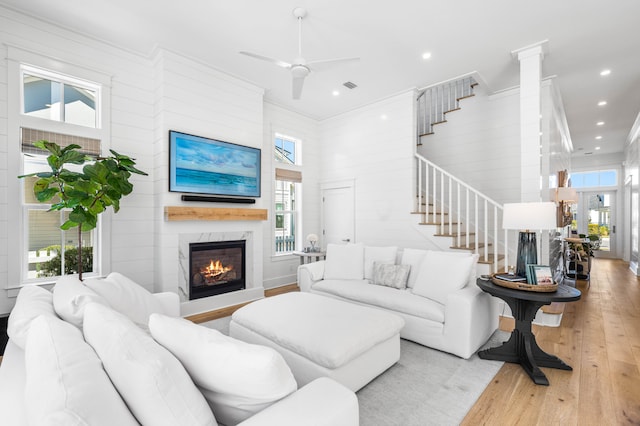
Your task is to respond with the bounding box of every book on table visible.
[494,273,527,282]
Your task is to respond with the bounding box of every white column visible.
[513,42,547,202]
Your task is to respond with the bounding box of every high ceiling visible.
[2,0,639,158]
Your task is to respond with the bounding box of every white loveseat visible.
[298,243,499,359]
[0,273,358,426]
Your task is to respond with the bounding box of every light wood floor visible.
[462,258,640,425]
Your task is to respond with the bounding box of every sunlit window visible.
[571,170,617,188]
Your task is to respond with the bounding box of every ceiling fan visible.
[239,7,359,100]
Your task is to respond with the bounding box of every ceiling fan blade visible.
[239,51,291,69]
[306,57,360,71]
[292,75,306,100]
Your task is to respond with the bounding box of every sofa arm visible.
[443,285,499,359]
[152,292,180,317]
[238,377,358,426]
[297,261,326,292]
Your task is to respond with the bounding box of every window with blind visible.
[19,65,103,282]
[274,134,302,255]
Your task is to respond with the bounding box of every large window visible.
[274,134,302,255]
[17,65,104,283]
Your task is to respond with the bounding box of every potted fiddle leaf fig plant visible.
[19,140,147,281]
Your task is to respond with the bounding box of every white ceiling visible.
[2,0,639,158]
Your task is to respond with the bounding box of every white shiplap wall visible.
[0,7,156,314]
[419,85,522,206]
[262,102,321,289]
[318,91,434,249]
[152,49,268,311]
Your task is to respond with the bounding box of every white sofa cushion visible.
[85,272,165,326]
[363,246,398,280]
[313,279,445,323]
[400,248,429,289]
[24,315,138,426]
[7,285,58,349]
[83,303,216,426]
[372,262,410,289]
[412,251,478,304]
[52,275,109,328]
[324,243,365,280]
[149,314,297,426]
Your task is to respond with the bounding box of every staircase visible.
[414,154,510,274]
[416,75,477,142]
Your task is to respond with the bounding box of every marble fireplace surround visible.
[178,231,262,316]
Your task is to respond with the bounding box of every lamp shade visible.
[502,202,557,231]
[556,187,578,203]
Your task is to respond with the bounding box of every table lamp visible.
[554,187,578,227]
[502,202,557,277]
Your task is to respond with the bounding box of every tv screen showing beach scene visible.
[169,130,261,198]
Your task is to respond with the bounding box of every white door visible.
[576,191,616,258]
[321,182,355,247]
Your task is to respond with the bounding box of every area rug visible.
[357,330,508,425]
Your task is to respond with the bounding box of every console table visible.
[293,251,326,265]
[476,278,581,385]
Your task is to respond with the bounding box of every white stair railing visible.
[416,153,507,272]
[417,75,477,138]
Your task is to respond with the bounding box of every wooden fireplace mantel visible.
[164,206,268,222]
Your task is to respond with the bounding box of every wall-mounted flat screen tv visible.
[169,130,261,198]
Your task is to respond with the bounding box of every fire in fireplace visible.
[189,240,246,300]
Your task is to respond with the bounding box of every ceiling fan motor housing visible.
[291,64,310,78]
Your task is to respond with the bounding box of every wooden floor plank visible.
[462,259,640,425]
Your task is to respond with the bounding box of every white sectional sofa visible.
[298,243,499,359]
[0,273,358,426]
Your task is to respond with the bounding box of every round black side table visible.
[476,278,581,386]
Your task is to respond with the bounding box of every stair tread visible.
[433,232,476,237]
[443,107,461,114]
[451,243,492,249]
[418,132,434,137]
[477,254,506,264]
[457,94,475,101]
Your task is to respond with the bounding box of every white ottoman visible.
[229,292,405,392]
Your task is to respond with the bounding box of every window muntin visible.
[571,170,618,188]
[22,66,99,128]
[274,135,297,164]
[18,64,103,283]
[274,179,297,254]
[23,155,96,281]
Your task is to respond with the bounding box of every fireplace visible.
[189,240,246,300]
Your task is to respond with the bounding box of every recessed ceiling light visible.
[595,136,603,140]
[598,100,607,106]
[600,69,611,76]
[380,114,388,120]
[597,121,605,126]
[332,90,340,96]
[422,52,432,60]
[595,146,601,150]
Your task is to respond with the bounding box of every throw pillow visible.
[25,315,138,426]
[323,243,365,280]
[7,285,58,349]
[84,272,165,326]
[83,303,216,426]
[364,246,398,280]
[372,262,410,289]
[52,274,109,329]
[411,251,478,304]
[400,248,429,289]
[149,313,297,426]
